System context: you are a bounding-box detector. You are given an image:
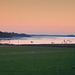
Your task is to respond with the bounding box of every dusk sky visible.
[0,0,75,34]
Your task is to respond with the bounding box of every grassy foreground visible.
[0,46,75,75]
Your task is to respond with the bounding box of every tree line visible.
[0,31,31,38]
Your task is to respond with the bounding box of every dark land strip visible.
[0,50,75,56]
[1,44,75,48]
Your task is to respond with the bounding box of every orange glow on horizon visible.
[0,0,75,34]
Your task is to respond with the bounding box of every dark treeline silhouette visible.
[9,32,31,37]
[0,31,31,38]
[0,31,11,38]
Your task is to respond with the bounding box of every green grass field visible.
[0,46,75,75]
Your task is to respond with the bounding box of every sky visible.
[0,0,75,34]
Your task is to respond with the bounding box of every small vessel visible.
[31,41,33,43]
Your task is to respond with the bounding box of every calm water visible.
[0,36,75,44]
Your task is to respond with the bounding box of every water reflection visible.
[0,37,75,44]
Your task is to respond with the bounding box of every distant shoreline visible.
[32,35,75,37]
[0,43,75,48]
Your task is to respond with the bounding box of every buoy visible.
[31,41,33,43]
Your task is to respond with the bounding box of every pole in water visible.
[9,40,10,44]
[18,39,19,44]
